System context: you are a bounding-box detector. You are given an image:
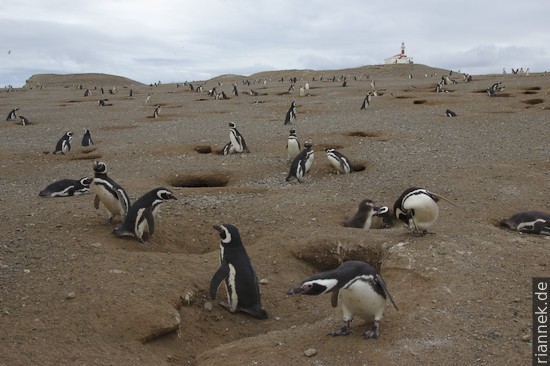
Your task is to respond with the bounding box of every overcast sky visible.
[1,0,549,87]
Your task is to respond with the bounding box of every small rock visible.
[521,334,531,342]
[204,302,213,311]
[66,292,76,299]
[260,278,269,285]
[304,348,317,357]
[109,269,125,274]
[23,269,30,274]
[90,242,102,248]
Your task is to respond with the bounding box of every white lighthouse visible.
[384,42,414,64]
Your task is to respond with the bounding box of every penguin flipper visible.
[93,194,101,209]
[115,189,130,216]
[238,305,268,320]
[145,209,155,236]
[375,274,398,311]
[331,290,339,308]
[209,263,229,299]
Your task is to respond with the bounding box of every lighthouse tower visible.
[384,42,414,64]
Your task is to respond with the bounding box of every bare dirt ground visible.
[1,64,549,365]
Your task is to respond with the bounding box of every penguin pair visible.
[113,187,177,244]
[500,211,550,235]
[326,148,353,174]
[393,187,454,235]
[286,128,301,161]
[286,140,314,182]
[222,122,249,155]
[210,224,268,319]
[288,260,398,339]
[345,199,390,230]
[284,101,297,125]
[92,160,131,224]
[39,177,93,197]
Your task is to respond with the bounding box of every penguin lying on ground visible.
[445,109,457,117]
[393,187,455,235]
[210,224,268,319]
[39,177,93,197]
[344,199,389,230]
[500,211,550,235]
[53,131,73,155]
[287,260,398,339]
[286,140,314,182]
[92,160,131,224]
[113,187,177,244]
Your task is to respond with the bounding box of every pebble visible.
[204,302,213,311]
[66,292,76,299]
[90,242,102,248]
[304,348,317,357]
[259,278,269,285]
[109,269,125,274]
[521,334,531,342]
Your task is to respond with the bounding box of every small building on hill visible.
[384,42,414,64]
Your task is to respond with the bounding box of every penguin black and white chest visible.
[92,160,131,224]
[393,187,454,235]
[500,211,550,235]
[287,260,397,339]
[228,122,249,153]
[326,148,353,174]
[286,128,301,161]
[284,101,297,125]
[345,199,387,230]
[53,131,73,154]
[39,177,93,197]
[113,187,177,243]
[6,107,18,121]
[82,129,94,147]
[209,224,268,319]
[286,141,314,182]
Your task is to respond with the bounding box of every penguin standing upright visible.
[344,199,388,230]
[228,122,249,153]
[53,131,73,154]
[284,101,297,125]
[286,140,314,182]
[286,128,301,161]
[360,92,372,110]
[113,187,177,243]
[326,148,353,174]
[500,211,550,235]
[39,177,93,197]
[393,187,454,235]
[153,105,161,118]
[92,160,131,224]
[210,224,268,319]
[287,260,398,339]
[6,107,18,121]
[82,129,94,147]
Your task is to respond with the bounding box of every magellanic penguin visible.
[344,199,388,230]
[210,224,268,319]
[500,211,550,235]
[286,128,301,161]
[445,109,457,117]
[286,140,314,182]
[360,92,372,110]
[113,187,177,244]
[284,101,297,125]
[53,131,73,154]
[92,160,131,224]
[287,260,398,339]
[153,105,161,118]
[82,129,94,147]
[326,148,353,174]
[19,116,30,126]
[6,107,19,121]
[228,122,249,153]
[393,187,455,235]
[39,177,93,197]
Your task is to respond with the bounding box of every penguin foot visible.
[330,321,351,337]
[102,218,114,225]
[411,230,433,236]
[363,321,380,340]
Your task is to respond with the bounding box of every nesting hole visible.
[351,163,366,172]
[413,99,427,104]
[163,172,230,188]
[70,152,102,160]
[522,98,544,105]
[193,145,213,154]
[345,131,382,138]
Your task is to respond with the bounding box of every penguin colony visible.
[25,68,549,350]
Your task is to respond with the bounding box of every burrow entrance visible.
[163,172,230,188]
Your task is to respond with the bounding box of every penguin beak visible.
[287,287,304,295]
[169,193,177,200]
[213,224,223,233]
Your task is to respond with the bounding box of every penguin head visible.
[358,199,375,211]
[374,206,390,216]
[66,131,73,138]
[80,177,93,187]
[154,187,177,201]
[83,129,90,135]
[287,278,338,296]
[93,160,107,174]
[213,224,241,246]
[228,122,236,129]
[303,140,313,150]
[289,128,296,135]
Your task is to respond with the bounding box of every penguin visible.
[371,206,396,229]
[287,260,398,339]
[210,224,268,319]
[81,129,94,147]
[284,101,297,125]
[344,199,388,230]
[228,122,249,153]
[221,141,236,155]
[445,109,457,117]
[360,92,372,110]
[19,116,30,126]
[500,211,550,235]
[286,128,301,161]
[286,140,314,182]
[153,105,161,118]
[53,131,73,154]
[326,148,353,174]
[98,99,111,106]
[39,177,93,197]
[92,160,131,224]
[6,107,18,121]
[393,187,454,235]
[113,187,177,243]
